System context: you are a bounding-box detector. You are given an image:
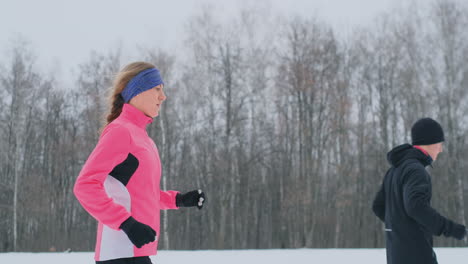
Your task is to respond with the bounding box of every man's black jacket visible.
[372,144,465,264]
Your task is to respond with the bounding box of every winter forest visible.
[1,0,468,253]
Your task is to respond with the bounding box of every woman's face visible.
[129,84,166,118]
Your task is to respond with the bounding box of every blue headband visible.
[121,68,164,103]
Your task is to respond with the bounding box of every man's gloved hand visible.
[444,222,466,240]
[176,190,206,209]
[120,216,157,248]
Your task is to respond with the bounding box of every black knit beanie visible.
[411,118,445,145]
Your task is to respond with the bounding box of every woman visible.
[74,62,205,264]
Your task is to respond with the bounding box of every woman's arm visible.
[159,190,180,210]
[74,124,132,230]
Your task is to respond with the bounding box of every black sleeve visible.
[403,166,464,238]
[372,169,390,222]
[372,184,386,222]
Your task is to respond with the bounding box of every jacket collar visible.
[387,144,433,168]
[119,103,153,128]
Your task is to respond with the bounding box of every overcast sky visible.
[0,0,446,83]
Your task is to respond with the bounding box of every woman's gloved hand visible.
[120,216,157,248]
[176,190,206,209]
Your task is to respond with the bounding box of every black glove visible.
[120,216,157,248]
[444,221,466,240]
[176,190,206,209]
[452,224,467,240]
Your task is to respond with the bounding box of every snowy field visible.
[1,248,468,264]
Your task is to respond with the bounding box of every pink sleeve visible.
[160,190,180,210]
[73,124,132,230]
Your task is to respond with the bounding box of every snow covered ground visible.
[1,248,467,264]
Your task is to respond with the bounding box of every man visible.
[372,117,466,264]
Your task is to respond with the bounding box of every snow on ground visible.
[1,248,467,264]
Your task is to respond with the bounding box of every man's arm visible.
[372,184,386,222]
[403,167,465,239]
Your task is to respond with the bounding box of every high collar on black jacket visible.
[387,143,433,168]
